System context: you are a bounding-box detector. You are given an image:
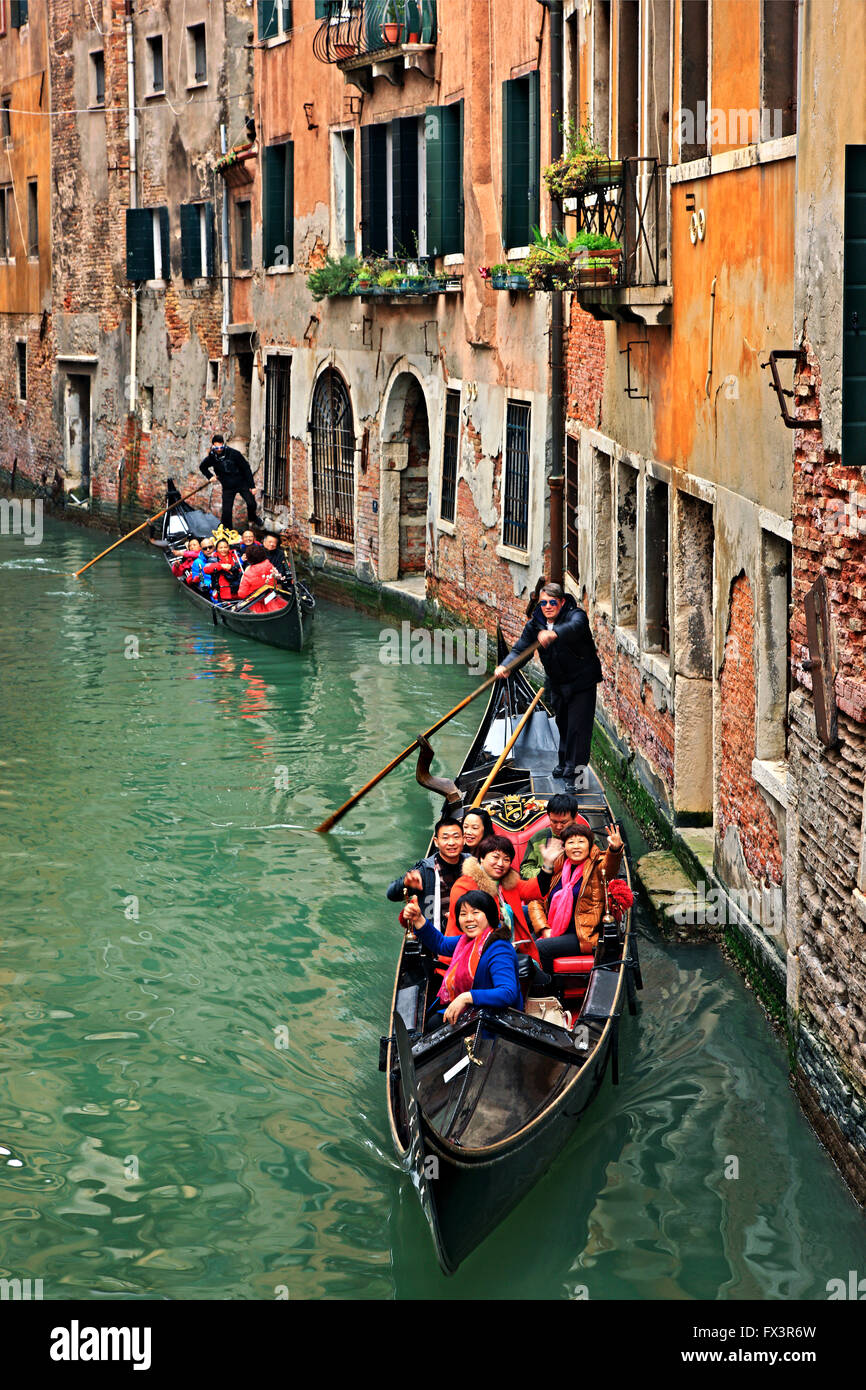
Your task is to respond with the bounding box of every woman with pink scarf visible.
[401,890,520,1027]
[534,816,624,971]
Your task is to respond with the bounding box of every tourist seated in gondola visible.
[204,538,243,603]
[170,536,201,577]
[235,542,288,614]
[401,890,520,1027]
[519,792,579,881]
[445,834,544,962]
[262,531,294,585]
[234,528,258,565]
[459,807,494,854]
[532,817,624,970]
[188,538,218,594]
[386,815,467,934]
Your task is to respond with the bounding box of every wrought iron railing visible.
[572,156,667,289]
[313,0,436,65]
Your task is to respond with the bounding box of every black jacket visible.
[386,851,468,931]
[504,594,602,692]
[200,446,255,489]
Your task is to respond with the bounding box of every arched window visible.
[310,368,355,542]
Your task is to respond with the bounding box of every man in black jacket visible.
[494,582,602,789]
[200,434,259,529]
[385,815,467,932]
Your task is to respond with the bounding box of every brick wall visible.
[566,296,605,427]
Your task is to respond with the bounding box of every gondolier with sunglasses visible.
[494,582,602,791]
[200,434,259,530]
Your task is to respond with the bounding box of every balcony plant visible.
[307,254,363,300]
[382,0,404,45]
[377,267,403,291]
[543,119,622,200]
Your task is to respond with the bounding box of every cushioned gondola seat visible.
[551,956,595,974]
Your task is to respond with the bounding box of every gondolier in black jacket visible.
[494,582,602,790]
[200,434,259,529]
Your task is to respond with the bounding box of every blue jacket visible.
[417,920,521,1011]
[189,552,214,591]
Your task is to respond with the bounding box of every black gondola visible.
[152,485,315,652]
[383,638,641,1274]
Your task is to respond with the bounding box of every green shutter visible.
[392,117,419,258]
[456,98,464,254]
[204,202,216,277]
[263,145,285,267]
[843,146,866,465]
[281,0,292,31]
[180,204,200,279]
[11,1,28,28]
[503,77,531,248]
[258,0,277,41]
[314,0,330,16]
[126,208,154,280]
[360,124,388,256]
[158,207,170,278]
[528,69,540,237]
[284,141,294,266]
[426,106,445,257]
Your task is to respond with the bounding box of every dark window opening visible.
[680,0,708,161]
[1,96,11,143]
[91,52,105,107]
[440,388,461,523]
[235,200,252,271]
[310,368,355,542]
[264,355,292,509]
[565,435,580,585]
[11,0,28,29]
[644,475,669,654]
[761,0,798,139]
[617,0,639,159]
[27,179,37,257]
[616,461,637,628]
[16,340,26,400]
[503,400,531,552]
[189,23,207,83]
[0,185,11,258]
[148,35,165,94]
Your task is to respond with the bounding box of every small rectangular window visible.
[263,144,294,267]
[27,179,37,257]
[16,340,26,401]
[565,436,579,585]
[147,35,165,95]
[593,449,612,605]
[11,0,27,29]
[236,200,252,271]
[761,0,798,139]
[1,97,11,144]
[188,23,207,85]
[440,389,461,523]
[206,361,220,399]
[180,202,214,279]
[616,462,638,629]
[91,51,105,107]
[503,401,531,552]
[644,475,669,653]
[0,185,11,259]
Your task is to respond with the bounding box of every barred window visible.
[565,435,579,584]
[503,400,531,551]
[440,389,461,523]
[310,368,355,542]
[263,355,291,509]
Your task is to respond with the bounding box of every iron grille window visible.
[440,388,460,522]
[503,400,531,551]
[264,355,291,509]
[310,368,355,542]
[16,341,26,401]
[565,435,579,583]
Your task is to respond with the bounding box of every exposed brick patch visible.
[718,573,783,884]
[566,296,605,427]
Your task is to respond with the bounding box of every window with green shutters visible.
[263,143,294,267]
[258,0,292,41]
[502,72,540,250]
[426,100,463,257]
[843,146,866,465]
[126,207,170,281]
[10,0,28,28]
[361,118,425,258]
[360,124,388,257]
[180,203,215,279]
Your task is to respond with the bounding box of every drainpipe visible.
[540,0,564,585]
[220,124,230,358]
[704,274,717,397]
[125,0,138,417]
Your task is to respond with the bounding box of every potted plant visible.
[377,267,403,293]
[382,0,403,45]
[572,232,622,283]
[307,254,362,300]
[506,262,529,290]
[543,119,621,201]
[353,260,376,291]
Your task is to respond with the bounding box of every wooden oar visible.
[73,479,212,578]
[315,640,540,833]
[471,685,544,806]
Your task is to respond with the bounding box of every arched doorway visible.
[380,372,430,582]
[310,367,355,542]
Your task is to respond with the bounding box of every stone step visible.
[635,850,703,936]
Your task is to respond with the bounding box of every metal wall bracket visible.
[620,339,649,399]
[761,349,822,430]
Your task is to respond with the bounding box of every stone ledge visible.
[635,850,702,938]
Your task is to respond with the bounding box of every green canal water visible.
[1,513,865,1302]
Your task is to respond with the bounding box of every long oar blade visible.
[73,478,212,578]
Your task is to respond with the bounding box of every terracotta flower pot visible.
[382,22,403,43]
[407,31,420,43]
[335,43,355,59]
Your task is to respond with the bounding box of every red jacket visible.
[204,556,242,601]
[445,857,542,962]
[236,560,287,614]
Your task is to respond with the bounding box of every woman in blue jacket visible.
[402,889,521,1026]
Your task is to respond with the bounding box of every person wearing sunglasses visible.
[493,582,602,790]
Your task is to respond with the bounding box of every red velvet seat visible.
[551,956,595,975]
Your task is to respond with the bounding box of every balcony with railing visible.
[313,0,437,88]
[566,157,671,325]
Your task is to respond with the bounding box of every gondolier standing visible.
[494,582,602,790]
[200,434,259,529]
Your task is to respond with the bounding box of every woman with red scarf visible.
[534,817,624,970]
[402,890,520,1027]
[203,538,243,602]
[235,542,288,615]
[443,834,543,963]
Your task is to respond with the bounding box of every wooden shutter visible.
[426,106,445,256]
[503,77,533,248]
[843,145,866,465]
[10,0,27,28]
[314,0,330,15]
[126,207,155,280]
[281,0,292,31]
[258,0,277,41]
[180,204,200,279]
[204,202,216,277]
[284,141,294,264]
[426,103,464,257]
[527,69,540,237]
[262,144,286,267]
[360,124,388,256]
[158,207,170,278]
[392,116,419,258]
